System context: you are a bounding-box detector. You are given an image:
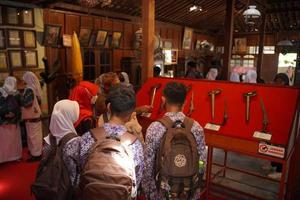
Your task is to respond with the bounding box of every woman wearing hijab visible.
[43,99,80,185]
[230,72,240,82]
[0,76,22,163]
[69,81,99,136]
[206,68,218,80]
[22,71,43,162]
[244,70,257,83]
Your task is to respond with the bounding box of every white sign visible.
[258,142,285,158]
[253,131,272,141]
[205,123,220,131]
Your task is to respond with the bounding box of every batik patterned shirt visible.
[142,112,206,200]
[62,123,145,186]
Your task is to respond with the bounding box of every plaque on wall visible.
[79,28,92,47]
[95,30,108,47]
[43,24,61,47]
[7,29,22,47]
[24,50,38,67]
[0,52,8,70]
[63,34,72,47]
[0,29,5,49]
[112,31,122,49]
[9,50,23,68]
[21,8,34,27]
[6,7,19,25]
[23,30,36,48]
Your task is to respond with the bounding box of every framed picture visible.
[23,30,36,48]
[24,50,38,68]
[6,7,19,25]
[0,6,3,25]
[112,31,122,48]
[95,30,108,47]
[182,27,193,50]
[7,29,22,47]
[79,28,92,47]
[88,32,96,47]
[9,51,23,68]
[195,40,201,50]
[21,9,34,27]
[234,38,247,53]
[0,52,8,70]
[164,39,173,49]
[43,24,61,47]
[63,34,72,47]
[0,29,5,49]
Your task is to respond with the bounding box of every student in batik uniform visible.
[62,84,144,187]
[142,82,207,200]
[0,76,22,163]
[22,71,43,162]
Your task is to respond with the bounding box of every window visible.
[83,49,96,81]
[247,46,259,54]
[263,46,275,54]
[230,55,242,67]
[100,50,112,74]
[243,55,255,67]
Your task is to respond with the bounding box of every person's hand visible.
[135,105,152,114]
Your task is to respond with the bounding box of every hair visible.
[116,71,125,83]
[101,72,120,94]
[187,61,197,68]
[274,73,289,86]
[153,66,161,77]
[163,82,187,106]
[106,84,136,118]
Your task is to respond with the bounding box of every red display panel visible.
[136,77,300,146]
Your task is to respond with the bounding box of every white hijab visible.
[48,99,80,144]
[230,72,240,82]
[0,76,17,97]
[244,70,257,83]
[121,72,130,86]
[23,71,42,99]
[206,68,218,80]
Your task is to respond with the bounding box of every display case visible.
[136,77,300,200]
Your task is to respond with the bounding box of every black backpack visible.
[31,132,78,200]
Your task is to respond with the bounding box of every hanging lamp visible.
[243,5,261,25]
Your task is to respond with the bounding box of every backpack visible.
[155,116,200,199]
[31,132,78,200]
[79,127,138,200]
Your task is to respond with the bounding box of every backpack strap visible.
[183,117,194,132]
[58,132,78,147]
[157,116,174,129]
[90,127,107,141]
[119,132,137,146]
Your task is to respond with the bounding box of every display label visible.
[205,123,220,131]
[253,131,272,141]
[258,142,285,158]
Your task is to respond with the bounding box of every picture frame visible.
[21,8,34,27]
[112,31,122,48]
[7,29,22,48]
[5,7,19,25]
[182,27,193,50]
[95,30,108,47]
[62,34,72,47]
[23,30,36,48]
[9,50,23,68]
[43,24,62,47]
[234,38,247,53]
[0,52,8,70]
[79,28,92,47]
[23,50,38,68]
[0,29,5,49]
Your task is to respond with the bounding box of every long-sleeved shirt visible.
[57,123,145,186]
[142,112,206,200]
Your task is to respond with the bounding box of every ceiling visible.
[12,0,300,33]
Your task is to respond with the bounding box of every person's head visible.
[49,99,79,139]
[187,61,197,72]
[106,84,136,123]
[23,71,42,99]
[162,82,187,111]
[3,76,17,92]
[153,66,161,77]
[244,70,257,83]
[206,68,218,80]
[100,72,120,94]
[274,73,289,86]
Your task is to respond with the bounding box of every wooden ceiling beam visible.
[156,0,192,20]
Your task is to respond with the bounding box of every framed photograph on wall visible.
[43,24,61,47]
[24,50,38,68]
[23,30,36,48]
[95,30,108,47]
[62,34,72,47]
[7,29,22,47]
[6,7,19,25]
[182,27,193,50]
[0,29,5,49]
[21,9,34,27]
[9,51,23,68]
[112,31,122,48]
[0,52,8,70]
[234,38,247,53]
[79,28,92,47]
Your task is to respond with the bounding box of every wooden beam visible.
[222,0,235,80]
[141,0,155,83]
[257,14,266,79]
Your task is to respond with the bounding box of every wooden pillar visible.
[257,14,266,79]
[141,0,155,83]
[222,0,235,80]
